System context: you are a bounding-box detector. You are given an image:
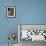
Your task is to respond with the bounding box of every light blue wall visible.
[0,0,46,44]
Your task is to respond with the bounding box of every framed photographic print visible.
[6,6,16,18]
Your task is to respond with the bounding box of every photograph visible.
[6,6,16,18]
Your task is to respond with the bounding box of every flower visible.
[8,32,16,41]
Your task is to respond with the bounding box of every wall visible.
[0,0,46,44]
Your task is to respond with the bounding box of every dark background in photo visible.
[8,8,14,16]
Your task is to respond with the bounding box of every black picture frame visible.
[6,6,16,18]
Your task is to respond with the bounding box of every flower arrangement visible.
[8,32,16,46]
[8,32,16,41]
